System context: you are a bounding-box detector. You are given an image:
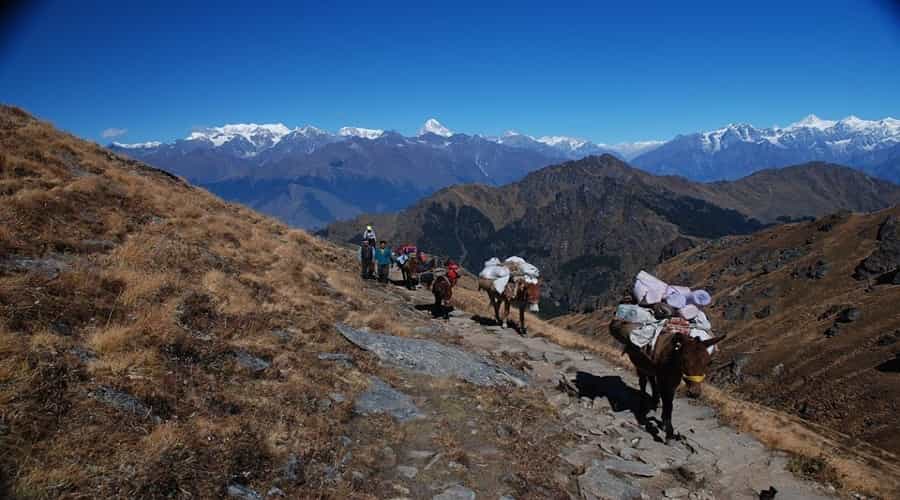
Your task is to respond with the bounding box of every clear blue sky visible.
[1,0,898,144]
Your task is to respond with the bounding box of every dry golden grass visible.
[0,105,389,498]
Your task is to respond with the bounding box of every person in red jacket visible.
[446,260,460,286]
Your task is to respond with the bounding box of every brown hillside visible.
[0,105,400,498]
[324,156,900,314]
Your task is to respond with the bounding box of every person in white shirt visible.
[362,225,376,246]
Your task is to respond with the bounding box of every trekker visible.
[374,240,393,283]
[362,225,377,247]
[358,240,375,279]
[446,259,460,286]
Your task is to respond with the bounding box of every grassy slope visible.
[0,105,399,498]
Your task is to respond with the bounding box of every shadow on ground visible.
[471,315,500,326]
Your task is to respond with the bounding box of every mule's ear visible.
[701,333,727,348]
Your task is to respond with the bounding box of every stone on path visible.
[543,352,568,365]
[233,350,270,372]
[227,483,262,500]
[560,443,601,467]
[407,450,436,460]
[318,352,353,362]
[433,485,476,500]
[396,465,418,479]
[594,457,659,478]
[354,376,423,422]
[337,323,528,387]
[664,486,690,498]
[577,464,642,500]
[90,386,159,422]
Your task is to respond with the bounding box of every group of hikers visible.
[357,225,394,282]
[357,225,459,287]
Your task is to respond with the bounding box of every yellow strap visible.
[684,374,705,383]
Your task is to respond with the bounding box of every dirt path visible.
[346,277,839,500]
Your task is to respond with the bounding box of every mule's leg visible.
[490,294,501,325]
[501,300,510,329]
[649,377,660,411]
[638,374,649,423]
[661,386,676,443]
[519,303,527,336]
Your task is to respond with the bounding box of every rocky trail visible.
[331,275,840,500]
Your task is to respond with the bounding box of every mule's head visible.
[674,333,726,398]
[523,281,541,312]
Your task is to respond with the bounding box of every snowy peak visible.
[603,141,664,160]
[419,118,452,137]
[689,114,900,153]
[112,141,162,149]
[536,135,588,150]
[788,114,836,131]
[338,126,385,139]
[186,123,293,148]
[295,125,329,136]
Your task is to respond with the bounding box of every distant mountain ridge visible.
[631,114,900,182]
[112,117,653,164]
[111,119,598,228]
[322,155,900,314]
[110,114,900,228]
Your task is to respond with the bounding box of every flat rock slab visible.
[433,485,476,500]
[233,350,270,372]
[543,352,568,365]
[354,376,424,422]
[396,465,418,479]
[560,443,601,468]
[226,483,262,499]
[577,464,642,500]
[90,386,159,422]
[336,323,528,387]
[593,457,659,478]
[1,255,69,278]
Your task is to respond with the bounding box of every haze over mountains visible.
[323,155,900,314]
[111,114,900,228]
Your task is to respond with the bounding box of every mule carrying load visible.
[479,257,540,306]
[478,257,542,335]
[614,270,717,353]
[610,270,726,443]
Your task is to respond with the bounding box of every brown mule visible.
[398,257,418,290]
[610,319,726,443]
[432,275,453,319]
[478,278,541,336]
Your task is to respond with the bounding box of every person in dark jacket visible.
[374,241,393,283]
[358,240,375,279]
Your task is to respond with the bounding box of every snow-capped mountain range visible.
[112,118,657,161]
[113,114,900,177]
[109,114,900,228]
[631,114,900,181]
